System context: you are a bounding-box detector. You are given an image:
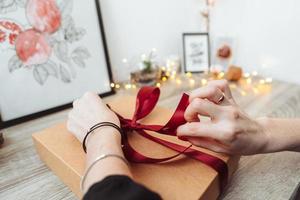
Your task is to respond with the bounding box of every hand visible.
[67,92,121,144]
[68,93,131,193]
[177,80,269,155]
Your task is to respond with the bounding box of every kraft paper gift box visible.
[32,96,240,200]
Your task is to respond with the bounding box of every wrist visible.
[86,127,122,155]
[256,117,273,153]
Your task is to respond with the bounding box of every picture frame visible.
[183,33,211,73]
[213,36,235,71]
[0,0,115,129]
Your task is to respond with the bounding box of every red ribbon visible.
[114,86,228,191]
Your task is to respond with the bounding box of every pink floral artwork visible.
[16,29,52,66]
[0,19,23,49]
[26,0,61,34]
[0,0,26,14]
[3,0,91,85]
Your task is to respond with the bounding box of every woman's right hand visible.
[177,80,270,155]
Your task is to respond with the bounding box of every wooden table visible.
[1,76,300,200]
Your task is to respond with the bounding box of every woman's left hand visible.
[67,92,121,144]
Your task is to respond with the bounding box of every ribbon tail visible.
[136,129,228,191]
[122,131,192,164]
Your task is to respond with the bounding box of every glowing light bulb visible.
[110,83,115,88]
[156,83,161,87]
[141,54,147,60]
[125,84,132,90]
[189,79,195,85]
[252,71,258,76]
[241,90,247,96]
[217,72,225,79]
[162,77,167,82]
[186,72,192,78]
[176,78,182,85]
[259,79,265,84]
[244,73,250,78]
[265,78,273,83]
[115,84,120,89]
[246,78,252,84]
[201,79,208,85]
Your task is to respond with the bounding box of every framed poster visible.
[183,33,211,73]
[0,0,114,129]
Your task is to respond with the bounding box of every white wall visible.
[101,0,300,84]
[100,0,205,81]
[210,0,300,84]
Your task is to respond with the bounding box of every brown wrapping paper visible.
[32,96,239,200]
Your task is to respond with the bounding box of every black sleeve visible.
[83,175,162,200]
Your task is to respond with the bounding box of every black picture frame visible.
[0,0,115,130]
[183,33,211,73]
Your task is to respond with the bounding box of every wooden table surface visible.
[1,76,300,200]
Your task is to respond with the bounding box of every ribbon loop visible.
[113,86,228,191]
[132,87,160,122]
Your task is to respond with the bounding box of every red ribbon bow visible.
[114,86,228,190]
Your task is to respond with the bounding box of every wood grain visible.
[1,77,300,200]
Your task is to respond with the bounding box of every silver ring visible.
[217,93,225,104]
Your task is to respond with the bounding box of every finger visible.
[187,137,230,154]
[177,121,224,141]
[72,99,80,107]
[184,98,224,121]
[82,92,107,110]
[83,91,98,99]
[189,85,231,106]
[188,136,230,149]
[208,80,234,102]
[189,85,223,103]
[83,91,101,101]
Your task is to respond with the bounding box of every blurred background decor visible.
[212,36,235,71]
[130,49,160,86]
[183,33,210,73]
[201,0,216,33]
[0,0,114,129]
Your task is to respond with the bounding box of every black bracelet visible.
[82,122,123,153]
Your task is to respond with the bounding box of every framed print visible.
[0,0,114,129]
[183,33,211,73]
[214,36,235,71]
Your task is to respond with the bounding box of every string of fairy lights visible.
[109,0,274,96]
[110,62,273,97]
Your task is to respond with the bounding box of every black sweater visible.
[84,175,162,200]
